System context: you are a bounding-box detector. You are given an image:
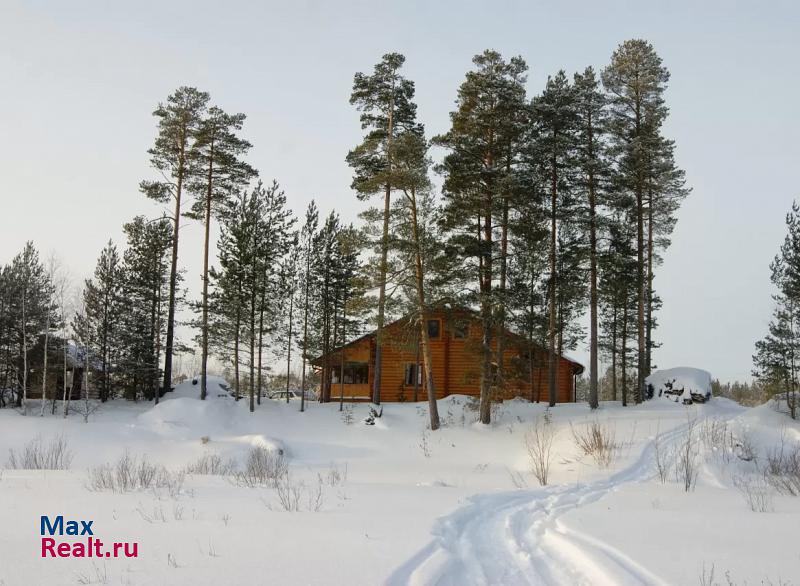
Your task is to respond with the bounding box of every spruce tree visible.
[118,217,173,402]
[9,242,49,412]
[82,240,122,402]
[754,202,800,419]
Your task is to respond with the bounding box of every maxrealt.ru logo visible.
[40,516,138,558]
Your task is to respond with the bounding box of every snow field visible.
[0,378,798,585]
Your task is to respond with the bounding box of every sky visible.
[1,0,798,383]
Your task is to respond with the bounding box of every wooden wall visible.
[324,309,579,403]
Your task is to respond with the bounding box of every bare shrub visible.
[325,462,347,486]
[233,446,288,487]
[87,450,184,495]
[525,416,556,486]
[653,428,673,483]
[308,475,325,512]
[570,420,617,468]
[185,453,237,476]
[676,415,699,492]
[135,504,167,523]
[7,435,73,470]
[763,437,800,496]
[733,474,774,512]
[699,418,728,452]
[74,561,109,585]
[275,473,304,511]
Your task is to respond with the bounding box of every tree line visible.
[0,39,689,427]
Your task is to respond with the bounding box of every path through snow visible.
[388,405,742,586]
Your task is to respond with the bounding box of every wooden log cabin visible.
[312,305,584,403]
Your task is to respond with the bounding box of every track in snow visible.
[387,407,740,586]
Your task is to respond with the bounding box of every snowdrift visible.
[646,367,712,404]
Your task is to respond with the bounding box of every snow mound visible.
[137,376,240,437]
[169,375,233,401]
[646,367,712,404]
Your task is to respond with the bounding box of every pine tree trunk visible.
[611,303,618,402]
[646,185,654,381]
[372,89,394,406]
[300,253,310,413]
[200,142,214,401]
[409,188,440,430]
[40,312,49,417]
[249,285,256,413]
[338,289,346,412]
[635,102,645,405]
[413,339,420,403]
[497,195,509,390]
[162,170,184,400]
[621,290,628,407]
[587,121,599,409]
[257,288,266,406]
[21,293,27,413]
[548,152,558,408]
[286,290,294,405]
[234,291,241,401]
[479,208,493,425]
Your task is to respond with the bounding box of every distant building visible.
[312,304,583,403]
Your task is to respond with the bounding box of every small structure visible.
[312,305,584,403]
[25,338,99,401]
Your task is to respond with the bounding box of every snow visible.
[646,366,713,403]
[1,379,799,585]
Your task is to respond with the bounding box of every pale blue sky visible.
[1,0,798,382]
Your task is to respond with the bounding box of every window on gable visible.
[427,319,440,340]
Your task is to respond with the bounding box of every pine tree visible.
[436,50,528,424]
[187,105,255,401]
[573,67,609,409]
[347,53,422,405]
[529,70,579,407]
[298,201,319,413]
[392,129,441,429]
[602,40,671,402]
[140,87,208,398]
[254,181,296,409]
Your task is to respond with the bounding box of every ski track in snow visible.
[387,407,740,586]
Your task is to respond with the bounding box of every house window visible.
[404,363,422,386]
[453,319,469,339]
[427,319,441,339]
[331,362,369,384]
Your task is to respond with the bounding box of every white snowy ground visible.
[0,379,798,586]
